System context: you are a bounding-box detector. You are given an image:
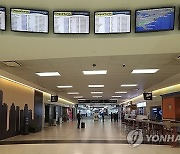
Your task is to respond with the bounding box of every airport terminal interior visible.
[0,0,180,153]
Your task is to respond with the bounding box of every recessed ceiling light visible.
[57,85,73,88]
[83,70,107,75]
[153,96,157,98]
[121,84,138,87]
[36,72,61,77]
[112,96,122,98]
[115,91,127,94]
[88,85,104,88]
[67,92,79,95]
[91,92,103,94]
[132,69,159,74]
[78,99,86,101]
[109,99,118,101]
[92,96,102,98]
[74,96,83,99]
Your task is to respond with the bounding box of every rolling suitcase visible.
[81,122,85,128]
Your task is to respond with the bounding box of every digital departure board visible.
[95,11,131,34]
[11,8,48,33]
[0,7,6,30]
[53,11,90,34]
[135,7,175,32]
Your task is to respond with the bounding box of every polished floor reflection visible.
[4,119,127,141]
[0,144,179,154]
[0,119,179,154]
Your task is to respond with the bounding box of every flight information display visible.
[54,11,89,34]
[136,7,175,32]
[11,8,48,33]
[0,7,5,30]
[95,11,131,33]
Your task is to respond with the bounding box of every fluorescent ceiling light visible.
[115,91,127,94]
[92,96,102,98]
[121,84,138,87]
[153,96,157,98]
[132,69,159,74]
[83,70,107,75]
[78,99,86,101]
[36,72,61,77]
[57,85,73,88]
[109,99,118,101]
[91,92,103,94]
[74,96,83,99]
[88,85,104,88]
[67,92,79,95]
[112,96,122,98]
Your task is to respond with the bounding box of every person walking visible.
[76,111,81,129]
[102,112,104,122]
[111,112,113,122]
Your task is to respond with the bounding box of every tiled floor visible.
[0,119,179,154]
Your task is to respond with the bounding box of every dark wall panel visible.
[34,90,43,132]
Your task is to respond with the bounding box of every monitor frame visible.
[94,10,131,34]
[135,6,176,33]
[53,11,90,34]
[10,8,49,34]
[0,6,6,31]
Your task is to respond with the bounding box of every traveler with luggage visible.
[76,111,81,129]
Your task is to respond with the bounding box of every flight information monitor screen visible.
[53,11,90,34]
[11,8,48,33]
[135,7,175,32]
[0,7,6,30]
[95,11,131,34]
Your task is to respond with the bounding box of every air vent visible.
[2,61,21,67]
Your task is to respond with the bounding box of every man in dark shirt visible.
[76,111,81,129]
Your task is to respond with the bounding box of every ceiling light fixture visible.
[74,96,83,99]
[112,96,122,98]
[67,92,79,95]
[115,91,127,94]
[132,69,159,74]
[121,84,138,87]
[88,85,104,88]
[92,96,102,98]
[91,92,103,94]
[57,85,73,88]
[36,72,61,77]
[83,70,107,75]
[109,99,118,101]
[78,99,86,101]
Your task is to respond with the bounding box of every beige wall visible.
[0,77,34,129]
[1,0,180,61]
[127,84,180,116]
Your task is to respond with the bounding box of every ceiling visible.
[0,53,179,103]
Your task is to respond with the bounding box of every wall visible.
[0,0,180,61]
[0,77,34,129]
[133,83,180,115]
